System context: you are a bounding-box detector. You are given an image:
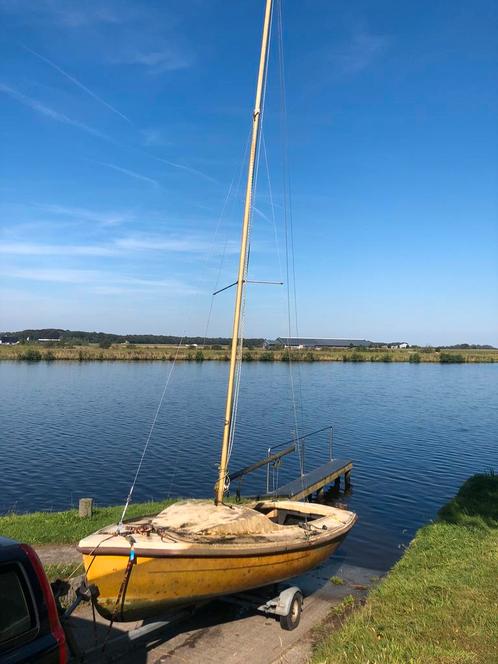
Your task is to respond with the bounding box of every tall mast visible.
[215,0,273,505]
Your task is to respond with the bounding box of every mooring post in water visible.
[344,470,351,489]
[328,427,334,461]
[79,498,93,518]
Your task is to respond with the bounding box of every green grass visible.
[0,495,250,546]
[312,472,498,664]
[0,499,177,545]
[329,576,345,585]
[327,594,356,616]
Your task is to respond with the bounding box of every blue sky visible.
[0,0,496,345]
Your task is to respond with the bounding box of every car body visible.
[0,536,67,663]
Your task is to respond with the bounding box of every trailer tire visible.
[279,591,302,631]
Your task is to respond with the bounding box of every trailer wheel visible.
[279,591,302,631]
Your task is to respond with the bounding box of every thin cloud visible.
[22,45,132,124]
[0,266,199,295]
[0,242,117,257]
[52,6,125,28]
[121,275,198,290]
[0,83,108,139]
[0,1,129,28]
[141,128,170,147]
[93,275,200,295]
[36,204,131,226]
[329,31,388,75]
[153,156,217,184]
[115,235,237,254]
[115,236,206,252]
[1,267,102,284]
[112,48,192,73]
[98,162,159,187]
[91,283,199,296]
[0,235,237,257]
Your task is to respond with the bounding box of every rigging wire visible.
[202,128,254,493]
[276,0,305,480]
[203,129,253,483]
[262,131,284,283]
[119,337,184,526]
[203,126,253,345]
[164,336,192,498]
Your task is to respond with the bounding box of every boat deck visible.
[267,459,353,501]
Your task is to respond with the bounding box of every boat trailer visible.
[54,579,304,662]
[218,584,303,631]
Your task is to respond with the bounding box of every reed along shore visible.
[0,344,497,363]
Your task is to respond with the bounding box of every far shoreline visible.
[0,344,496,364]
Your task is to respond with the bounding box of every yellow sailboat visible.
[78,0,356,622]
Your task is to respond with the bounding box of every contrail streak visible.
[98,161,159,187]
[22,44,132,124]
[153,156,217,184]
[0,82,108,139]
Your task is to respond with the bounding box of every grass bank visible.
[1,344,496,363]
[312,472,498,664]
[0,500,177,545]
[0,496,250,546]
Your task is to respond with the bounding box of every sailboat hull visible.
[79,500,355,621]
[83,536,345,621]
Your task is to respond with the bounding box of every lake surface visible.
[1,361,496,570]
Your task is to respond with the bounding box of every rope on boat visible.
[64,532,117,582]
[103,538,136,647]
[119,337,184,526]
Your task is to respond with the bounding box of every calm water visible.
[1,361,496,570]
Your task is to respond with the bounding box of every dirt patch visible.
[35,544,80,565]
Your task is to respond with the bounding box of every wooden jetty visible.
[229,426,352,502]
[266,458,352,501]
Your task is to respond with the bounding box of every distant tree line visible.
[410,343,495,350]
[2,329,265,348]
[1,330,495,350]
[445,343,495,349]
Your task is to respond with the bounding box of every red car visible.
[0,536,67,663]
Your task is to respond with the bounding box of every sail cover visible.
[152,501,280,536]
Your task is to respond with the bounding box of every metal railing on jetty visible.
[264,425,334,494]
[229,426,352,501]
